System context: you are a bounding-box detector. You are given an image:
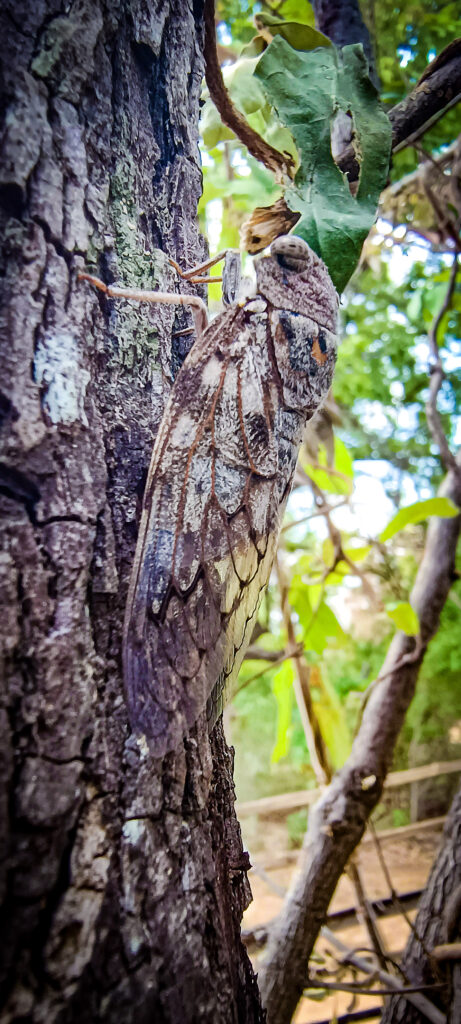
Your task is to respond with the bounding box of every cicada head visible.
[270,234,311,271]
[254,234,339,333]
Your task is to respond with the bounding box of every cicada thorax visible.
[123,236,339,756]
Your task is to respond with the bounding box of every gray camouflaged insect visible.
[120,236,339,756]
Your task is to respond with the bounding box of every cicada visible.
[80,236,338,756]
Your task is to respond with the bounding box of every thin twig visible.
[321,927,446,1024]
[393,92,461,154]
[243,646,286,662]
[250,862,288,898]
[305,473,378,606]
[306,978,444,997]
[346,858,389,972]
[425,254,460,473]
[281,499,348,533]
[368,819,434,963]
[237,643,303,691]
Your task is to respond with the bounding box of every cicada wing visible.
[123,304,297,757]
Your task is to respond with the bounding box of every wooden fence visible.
[236,757,461,818]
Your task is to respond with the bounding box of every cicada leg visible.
[77,272,209,337]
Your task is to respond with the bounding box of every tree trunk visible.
[311,0,377,79]
[381,781,461,1024]
[0,2,263,1021]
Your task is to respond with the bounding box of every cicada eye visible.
[270,235,310,271]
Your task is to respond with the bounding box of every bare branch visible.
[346,858,389,971]
[281,499,348,533]
[236,643,303,692]
[243,646,286,662]
[367,820,434,963]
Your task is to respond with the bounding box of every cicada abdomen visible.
[123,236,338,756]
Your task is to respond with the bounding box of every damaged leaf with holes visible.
[255,39,392,291]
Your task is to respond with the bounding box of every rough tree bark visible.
[382,780,461,1024]
[0,2,263,1021]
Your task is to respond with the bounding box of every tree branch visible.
[203,0,295,180]
[425,254,460,473]
[276,555,331,786]
[337,41,461,183]
[258,452,461,1024]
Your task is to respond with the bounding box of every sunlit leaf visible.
[271,660,294,762]
[322,537,335,566]
[343,544,372,562]
[200,54,298,162]
[302,461,348,494]
[254,13,331,52]
[289,577,346,655]
[386,601,419,635]
[309,665,352,767]
[332,436,354,479]
[379,497,459,542]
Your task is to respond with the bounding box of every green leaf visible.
[422,282,449,318]
[406,291,423,323]
[332,436,354,479]
[289,577,345,655]
[255,39,392,291]
[200,53,299,164]
[379,497,459,542]
[309,665,352,767]
[322,537,335,566]
[240,36,266,59]
[302,437,354,495]
[343,544,372,562]
[254,13,332,52]
[324,565,350,584]
[302,461,347,494]
[386,602,419,636]
[271,660,294,762]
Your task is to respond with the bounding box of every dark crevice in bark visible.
[29,816,83,987]
[32,216,85,264]
[0,183,25,219]
[0,463,41,522]
[38,514,96,527]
